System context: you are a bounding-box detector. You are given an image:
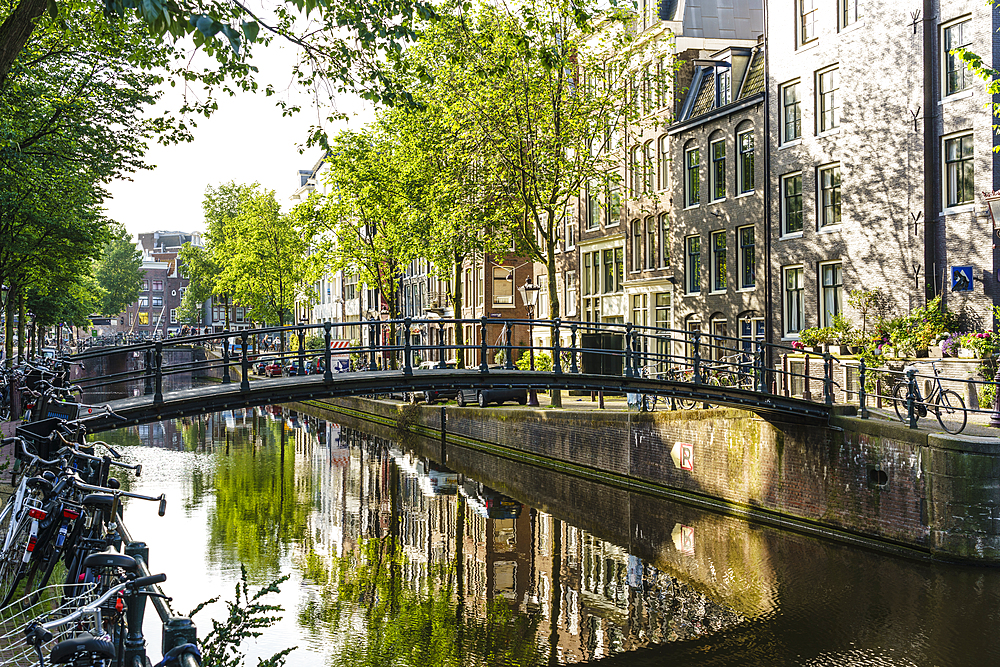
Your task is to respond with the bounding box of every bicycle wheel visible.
[935,390,967,434]
[0,515,31,606]
[891,382,909,423]
[676,397,698,410]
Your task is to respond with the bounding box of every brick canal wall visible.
[310,397,1000,563]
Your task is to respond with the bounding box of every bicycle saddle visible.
[83,551,139,573]
[50,635,115,663]
[81,494,114,509]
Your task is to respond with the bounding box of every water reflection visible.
[99,408,1000,666]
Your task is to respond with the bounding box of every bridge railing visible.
[58,318,1000,425]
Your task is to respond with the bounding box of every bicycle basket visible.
[0,582,98,666]
[13,418,63,461]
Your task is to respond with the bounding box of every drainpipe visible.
[761,5,774,367]
[923,0,939,303]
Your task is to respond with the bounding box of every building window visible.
[840,0,860,28]
[142,280,149,292]
[631,220,642,272]
[345,272,358,302]
[151,296,162,308]
[784,266,805,336]
[583,252,594,295]
[740,317,766,353]
[151,280,163,291]
[817,66,840,132]
[614,247,623,292]
[603,248,614,294]
[169,309,177,323]
[234,307,245,322]
[737,129,754,193]
[686,236,701,294]
[944,133,974,207]
[631,293,647,328]
[738,225,755,289]
[139,296,149,308]
[658,136,669,190]
[710,319,728,361]
[644,141,655,194]
[710,139,726,201]
[711,230,727,292]
[493,266,514,305]
[138,312,149,325]
[587,179,601,229]
[685,147,700,206]
[631,146,643,197]
[646,217,657,269]
[655,293,672,370]
[782,173,803,235]
[659,213,670,267]
[800,0,818,44]
[944,19,972,97]
[819,164,841,227]
[607,181,621,225]
[718,69,732,106]
[820,262,843,328]
[781,82,801,144]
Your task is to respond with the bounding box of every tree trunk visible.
[0,0,46,90]
[4,288,12,368]
[17,289,24,363]
[452,259,464,369]
[546,236,562,407]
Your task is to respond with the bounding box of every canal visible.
[101,407,1000,666]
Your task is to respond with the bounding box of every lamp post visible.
[518,277,541,407]
[982,191,1000,427]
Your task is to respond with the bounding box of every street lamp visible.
[518,277,541,407]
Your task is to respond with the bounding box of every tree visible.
[213,186,317,339]
[94,224,144,317]
[177,243,220,326]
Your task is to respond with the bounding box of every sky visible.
[104,40,373,241]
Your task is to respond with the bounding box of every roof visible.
[676,44,764,124]
[681,0,763,40]
[737,46,765,100]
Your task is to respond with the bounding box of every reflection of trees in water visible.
[207,414,314,582]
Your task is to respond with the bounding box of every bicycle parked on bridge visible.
[890,361,968,434]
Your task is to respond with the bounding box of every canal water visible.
[101,407,1000,667]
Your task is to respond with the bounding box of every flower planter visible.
[958,348,976,359]
[927,345,943,359]
[914,348,929,358]
[825,344,847,355]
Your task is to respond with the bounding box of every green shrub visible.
[515,351,553,371]
[798,327,835,347]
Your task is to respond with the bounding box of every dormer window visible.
[718,69,732,106]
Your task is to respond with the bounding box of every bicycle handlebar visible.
[68,478,166,515]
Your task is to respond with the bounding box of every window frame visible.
[737,128,755,194]
[631,219,643,273]
[659,213,670,267]
[781,172,804,237]
[819,261,843,328]
[492,266,515,307]
[943,131,975,209]
[781,81,802,144]
[685,146,701,207]
[646,216,657,270]
[818,163,842,228]
[685,235,701,295]
[840,0,859,29]
[657,135,669,190]
[783,265,805,337]
[710,138,726,202]
[737,225,755,290]
[799,0,818,45]
[710,230,727,293]
[817,66,840,133]
[942,17,972,98]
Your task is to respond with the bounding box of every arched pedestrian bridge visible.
[64,318,844,432]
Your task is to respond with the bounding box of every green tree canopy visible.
[94,224,143,316]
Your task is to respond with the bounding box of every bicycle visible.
[891,362,968,434]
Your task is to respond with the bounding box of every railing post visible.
[240,331,250,391]
[802,354,812,401]
[631,327,642,377]
[222,335,231,385]
[437,324,447,369]
[692,331,702,384]
[781,353,789,397]
[823,352,834,406]
[624,323,634,378]
[143,349,153,396]
[479,316,489,373]
[570,324,578,374]
[553,319,562,374]
[297,327,306,376]
[989,353,1000,427]
[124,541,149,667]
[368,323,377,371]
[906,367,918,428]
[859,359,868,419]
[504,321,514,370]
[153,341,163,404]
[323,323,333,382]
[755,341,766,393]
[163,617,197,655]
[403,318,413,375]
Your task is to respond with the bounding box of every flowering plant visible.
[791,341,804,351]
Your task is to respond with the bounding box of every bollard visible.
[153,342,163,404]
[163,617,197,654]
[905,367,918,429]
[124,542,150,667]
[404,318,413,375]
[324,323,333,383]
[240,331,250,391]
[859,359,868,419]
[479,317,489,373]
[553,319,562,374]
[570,324,578,374]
